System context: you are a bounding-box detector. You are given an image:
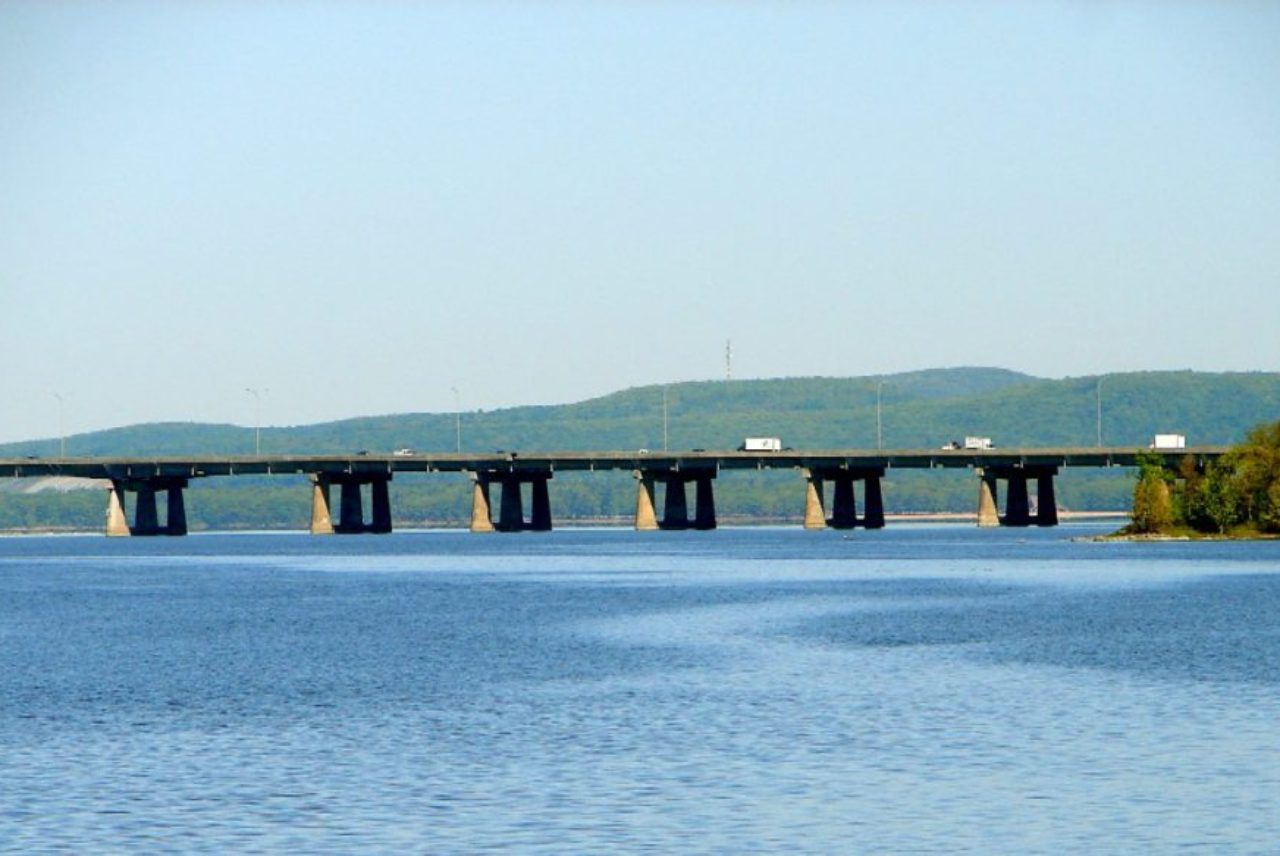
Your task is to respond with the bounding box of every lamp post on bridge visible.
[1095,376,1106,447]
[245,387,267,456]
[876,380,887,450]
[52,392,65,457]
[662,386,669,451]
[452,386,461,453]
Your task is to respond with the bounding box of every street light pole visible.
[452,387,461,453]
[1095,376,1105,447]
[245,388,265,456]
[662,386,669,451]
[876,381,886,450]
[53,393,65,457]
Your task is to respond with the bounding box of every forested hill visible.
[4,367,1278,458]
[4,368,1278,529]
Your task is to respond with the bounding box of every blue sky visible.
[2,1,1277,443]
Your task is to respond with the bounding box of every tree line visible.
[1129,420,1280,536]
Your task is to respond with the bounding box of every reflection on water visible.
[2,526,1278,852]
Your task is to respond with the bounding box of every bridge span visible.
[0,447,1225,536]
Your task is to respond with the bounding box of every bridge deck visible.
[0,447,1227,480]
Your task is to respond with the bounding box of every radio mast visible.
[725,339,733,381]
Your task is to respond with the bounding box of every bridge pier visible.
[105,477,189,536]
[634,472,659,531]
[310,473,393,534]
[802,468,886,530]
[633,469,717,530]
[1036,473,1059,527]
[975,466,1059,527]
[470,471,553,532]
[977,471,1000,527]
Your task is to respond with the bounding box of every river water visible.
[2,525,1278,853]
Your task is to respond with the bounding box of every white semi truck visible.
[739,437,783,452]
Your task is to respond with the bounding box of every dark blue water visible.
[2,525,1278,853]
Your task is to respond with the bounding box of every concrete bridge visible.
[0,447,1225,536]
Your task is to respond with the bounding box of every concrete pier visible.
[976,471,1000,527]
[530,477,552,531]
[663,480,689,529]
[634,472,659,531]
[166,484,188,536]
[470,471,554,532]
[694,475,717,530]
[803,474,826,530]
[105,477,189,537]
[830,476,858,529]
[470,477,495,533]
[1004,473,1031,526]
[310,477,336,535]
[975,466,1059,527]
[310,473,393,534]
[802,467,885,530]
[863,474,885,529]
[1037,474,1058,527]
[634,469,717,530]
[370,478,392,534]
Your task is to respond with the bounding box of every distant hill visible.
[3,367,1278,530]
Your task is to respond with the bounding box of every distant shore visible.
[1,510,1132,536]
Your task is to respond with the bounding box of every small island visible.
[1114,420,1280,539]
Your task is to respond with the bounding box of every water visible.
[2,525,1278,853]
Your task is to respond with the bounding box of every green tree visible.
[1228,421,1280,532]
[1130,452,1174,533]
[1200,460,1244,534]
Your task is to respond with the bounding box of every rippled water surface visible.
[2,525,1279,853]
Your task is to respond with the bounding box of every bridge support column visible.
[863,475,885,530]
[497,478,525,532]
[803,471,826,530]
[1036,474,1059,527]
[976,471,1000,527]
[106,484,131,537]
[470,477,495,533]
[634,473,659,531]
[829,475,858,529]
[135,486,160,535]
[1004,474,1031,526]
[310,477,336,535]
[530,476,552,532]
[662,480,689,530]
[694,475,717,530]
[369,478,392,534]
[104,477,190,537]
[338,481,365,533]
[166,485,188,536]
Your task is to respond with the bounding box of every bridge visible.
[0,447,1225,536]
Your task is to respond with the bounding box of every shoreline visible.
[0,510,1132,537]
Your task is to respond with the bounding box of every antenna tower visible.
[725,339,733,381]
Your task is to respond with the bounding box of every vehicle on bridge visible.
[941,437,995,450]
[738,437,783,452]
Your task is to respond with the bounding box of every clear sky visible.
[2,1,1277,444]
